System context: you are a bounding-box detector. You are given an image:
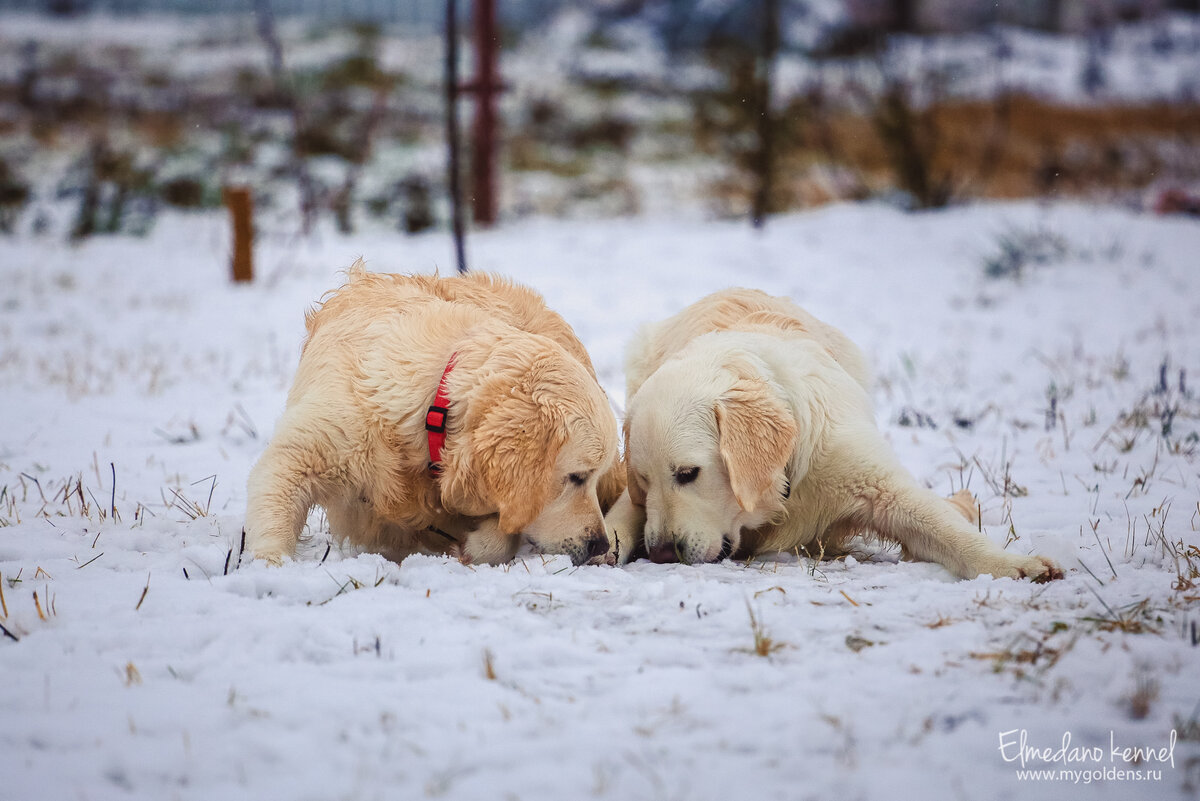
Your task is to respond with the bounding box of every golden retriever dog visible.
[245,266,623,567]
[605,288,1063,581]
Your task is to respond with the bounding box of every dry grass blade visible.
[153,425,200,445]
[0,571,7,618]
[1088,519,1117,579]
[20,473,46,505]
[970,643,1061,668]
[232,402,258,438]
[191,475,217,516]
[1077,557,1105,587]
[1171,543,1200,593]
[124,662,142,686]
[745,600,784,657]
[483,648,497,680]
[135,573,150,611]
[1080,596,1157,634]
[167,487,202,520]
[1127,672,1159,720]
[317,571,367,605]
[0,621,18,642]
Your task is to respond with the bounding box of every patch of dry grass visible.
[779,95,1200,207]
[744,600,785,657]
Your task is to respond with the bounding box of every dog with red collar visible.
[244,265,623,567]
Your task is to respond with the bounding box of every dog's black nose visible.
[648,540,678,564]
[585,533,609,560]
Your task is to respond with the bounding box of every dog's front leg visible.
[244,437,321,565]
[602,489,645,566]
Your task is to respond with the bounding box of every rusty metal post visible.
[223,186,254,283]
[751,0,780,229]
[470,0,500,226]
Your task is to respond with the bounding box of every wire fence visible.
[0,0,445,27]
[0,0,569,28]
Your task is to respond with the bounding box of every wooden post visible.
[224,186,254,283]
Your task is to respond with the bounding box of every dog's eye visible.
[567,472,589,487]
[674,466,700,485]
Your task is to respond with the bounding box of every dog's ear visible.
[622,421,646,508]
[715,368,796,514]
[472,389,566,535]
[445,353,572,536]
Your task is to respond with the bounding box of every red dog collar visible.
[426,353,458,474]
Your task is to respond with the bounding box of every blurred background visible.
[0,0,1198,246]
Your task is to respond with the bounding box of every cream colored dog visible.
[245,267,623,567]
[605,288,1063,581]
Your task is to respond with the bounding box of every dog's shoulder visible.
[303,265,440,342]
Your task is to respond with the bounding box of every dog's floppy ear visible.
[451,362,566,537]
[715,365,796,514]
[470,388,567,534]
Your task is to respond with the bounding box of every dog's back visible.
[625,288,870,404]
[305,266,596,378]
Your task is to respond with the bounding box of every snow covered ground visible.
[1,202,1199,800]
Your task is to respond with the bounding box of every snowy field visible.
[2,202,1199,800]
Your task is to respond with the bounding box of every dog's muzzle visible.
[569,531,609,565]
[647,535,733,564]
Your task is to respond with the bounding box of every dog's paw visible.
[242,527,289,566]
[604,528,635,566]
[448,541,472,565]
[978,553,1063,582]
[456,522,520,566]
[590,548,618,567]
[602,491,644,567]
[252,549,285,567]
[604,518,645,566]
[946,489,980,527]
[1022,555,1065,583]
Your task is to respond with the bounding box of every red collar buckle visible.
[427,353,458,474]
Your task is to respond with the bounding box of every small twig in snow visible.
[135,573,150,611]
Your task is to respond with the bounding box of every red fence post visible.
[470,0,500,227]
